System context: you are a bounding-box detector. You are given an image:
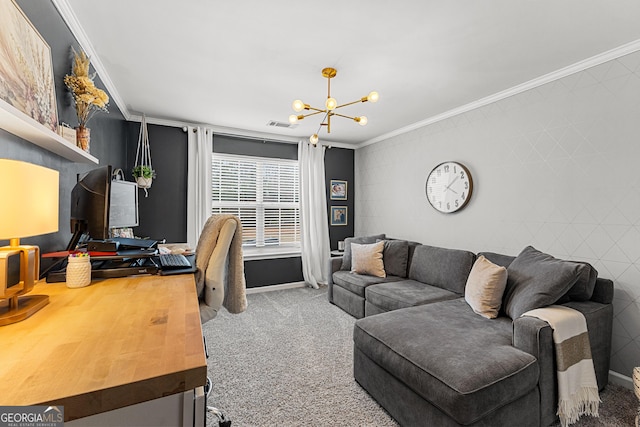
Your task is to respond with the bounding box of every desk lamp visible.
[0,159,59,326]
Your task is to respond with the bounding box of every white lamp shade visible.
[309,134,319,145]
[325,97,337,111]
[0,159,59,240]
[367,91,379,103]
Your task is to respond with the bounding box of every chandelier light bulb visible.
[367,91,379,103]
[310,134,319,145]
[292,99,305,112]
[289,114,299,124]
[325,97,337,111]
[357,116,368,126]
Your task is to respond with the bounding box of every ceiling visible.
[57,0,640,147]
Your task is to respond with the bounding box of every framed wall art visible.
[0,0,58,132]
[330,180,347,200]
[330,206,348,226]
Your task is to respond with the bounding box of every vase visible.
[76,126,90,152]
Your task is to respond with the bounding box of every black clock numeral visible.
[464,182,468,189]
[460,171,465,179]
[431,177,436,184]
[444,165,450,173]
[447,202,450,210]
[437,169,442,177]
[438,201,442,208]
[461,192,466,200]
[455,200,459,208]
[454,165,457,174]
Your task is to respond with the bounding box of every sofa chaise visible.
[327,235,613,426]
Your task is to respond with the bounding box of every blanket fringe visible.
[557,386,600,427]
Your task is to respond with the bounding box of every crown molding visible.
[358,38,640,149]
[51,0,131,121]
[127,114,355,149]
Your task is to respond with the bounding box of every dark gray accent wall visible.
[1,1,128,274]
[325,147,355,250]
[125,123,188,243]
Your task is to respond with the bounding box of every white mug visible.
[338,241,345,251]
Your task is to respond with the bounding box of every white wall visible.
[355,49,640,379]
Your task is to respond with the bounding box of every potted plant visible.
[132,165,155,188]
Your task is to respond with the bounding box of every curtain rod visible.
[181,127,332,148]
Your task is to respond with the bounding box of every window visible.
[211,153,300,256]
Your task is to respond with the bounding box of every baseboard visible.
[246,281,307,294]
[609,370,633,390]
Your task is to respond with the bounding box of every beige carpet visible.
[203,286,637,426]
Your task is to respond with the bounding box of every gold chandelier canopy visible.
[288,67,379,145]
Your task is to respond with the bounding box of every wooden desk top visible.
[0,274,207,421]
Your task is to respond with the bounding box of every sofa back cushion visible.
[477,252,516,269]
[503,246,590,319]
[480,250,597,303]
[341,234,386,271]
[377,239,409,277]
[408,245,476,294]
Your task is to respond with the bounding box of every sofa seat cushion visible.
[366,280,460,312]
[353,299,539,425]
[332,270,403,297]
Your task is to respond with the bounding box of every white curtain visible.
[187,126,213,249]
[298,141,330,288]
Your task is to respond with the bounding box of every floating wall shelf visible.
[0,98,98,164]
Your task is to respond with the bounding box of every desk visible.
[0,274,207,426]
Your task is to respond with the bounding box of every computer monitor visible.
[66,166,112,251]
[109,180,139,229]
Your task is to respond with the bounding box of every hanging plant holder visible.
[133,114,155,196]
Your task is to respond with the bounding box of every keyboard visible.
[158,253,192,269]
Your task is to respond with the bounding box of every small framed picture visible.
[330,206,348,226]
[330,180,347,200]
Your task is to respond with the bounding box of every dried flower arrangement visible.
[63,48,109,128]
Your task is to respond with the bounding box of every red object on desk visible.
[42,250,118,258]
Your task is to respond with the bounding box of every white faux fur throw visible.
[523,305,600,427]
[195,214,247,314]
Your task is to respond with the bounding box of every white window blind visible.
[211,153,300,251]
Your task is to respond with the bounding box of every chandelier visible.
[288,67,379,145]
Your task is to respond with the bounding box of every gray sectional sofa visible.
[327,234,614,427]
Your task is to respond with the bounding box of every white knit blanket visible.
[523,305,600,427]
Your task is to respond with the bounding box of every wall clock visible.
[425,161,473,213]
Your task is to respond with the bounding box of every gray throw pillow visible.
[377,239,409,277]
[562,261,598,301]
[340,234,386,271]
[503,246,587,319]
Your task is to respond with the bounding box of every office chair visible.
[194,214,248,427]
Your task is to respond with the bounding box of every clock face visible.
[425,161,473,213]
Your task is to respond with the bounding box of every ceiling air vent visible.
[266,120,297,129]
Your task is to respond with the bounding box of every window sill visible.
[243,247,301,261]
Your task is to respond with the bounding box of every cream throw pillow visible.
[465,255,508,319]
[351,241,386,278]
